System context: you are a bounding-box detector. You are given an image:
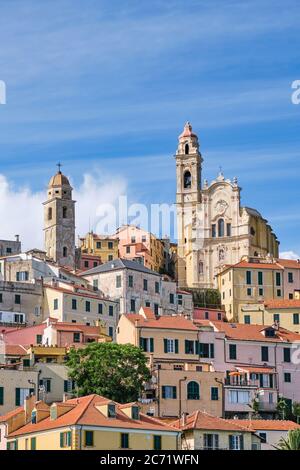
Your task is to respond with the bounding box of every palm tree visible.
[278,429,300,450]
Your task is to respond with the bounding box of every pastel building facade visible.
[79,232,118,263]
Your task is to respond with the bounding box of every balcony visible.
[224,378,259,388]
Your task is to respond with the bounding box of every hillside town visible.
[0,123,300,451]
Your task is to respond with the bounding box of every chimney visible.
[24,394,36,422]
[15,234,20,243]
[181,412,187,427]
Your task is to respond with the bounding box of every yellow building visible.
[172,410,261,450]
[79,232,118,263]
[6,394,180,450]
[117,307,224,418]
[217,257,284,321]
[239,299,300,333]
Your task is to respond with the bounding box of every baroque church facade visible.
[43,166,76,268]
[175,122,279,289]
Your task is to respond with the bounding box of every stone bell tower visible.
[175,122,203,287]
[43,164,76,268]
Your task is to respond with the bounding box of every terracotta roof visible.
[0,406,24,423]
[226,419,300,432]
[172,410,252,433]
[229,260,283,270]
[277,259,300,269]
[125,314,199,331]
[198,321,300,343]
[3,345,28,356]
[264,299,300,309]
[179,122,197,139]
[236,365,275,374]
[8,394,179,437]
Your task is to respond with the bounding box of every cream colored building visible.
[117,307,224,418]
[43,280,119,339]
[238,299,300,332]
[175,122,279,289]
[79,232,118,263]
[217,257,284,321]
[43,167,76,268]
[173,410,261,450]
[0,280,43,325]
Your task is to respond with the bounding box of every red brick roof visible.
[172,410,252,432]
[8,394,179,437]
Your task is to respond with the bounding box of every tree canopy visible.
[66,342,151,403]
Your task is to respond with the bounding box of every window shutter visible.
[139,337,144,349]
[210,343,215,358]
[163,339,168,353]
[172,386,177,399]
[60,432,64,448]
[185,340,189,354]
[162,386,166,399]
[15,388,20,406]
[150,338,154,353]
[64,380,68,393]
[30,388,34,396]
[240,435,244,450]
[199,343,203,357]
[229,435,234,450]
[195,342,199,355]
[269,374,273,389]
[0,387,3,405]
[67,431,71,447]
[175,339,179,354]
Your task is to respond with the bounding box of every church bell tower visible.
[43,164,76,268]
[175,122,203,287]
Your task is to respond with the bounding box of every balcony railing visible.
[224,378,259,388]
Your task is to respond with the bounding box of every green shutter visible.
[64,380,68,393]
[185,340,189,354]
[139,337,144,349]
[67,431,72,447]
[15,388,20,406]
[240,435,244,450]
[162,386,166,399]
[195,342,199,355]
[210,344,214,358]
[199,343,204,357]
[172,386,177,399]
[175,339,179,354]
[60,432,64,448]
[0,387,3,405]
[31,437,36,450]
[150,338,154,353]
[163,339,168,353]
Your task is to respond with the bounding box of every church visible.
[175,122,279,289]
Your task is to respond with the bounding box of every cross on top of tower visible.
[57,162,62,174]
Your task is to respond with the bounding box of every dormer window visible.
[131,406,139,420]
[108,403,116,418]
[264,328,275,338]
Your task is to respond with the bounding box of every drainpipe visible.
[215,378,225,418]
[178,376,187,418]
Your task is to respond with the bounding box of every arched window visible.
[185,143,189,155]
[183,171,191,189]
[218,218,224,237]
[63,207,67,218]
[48,207,52,221]
[187,381,200,400]
[63,246,68,257]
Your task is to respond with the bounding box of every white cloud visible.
[279,251,300,260]
[0,171,127,251]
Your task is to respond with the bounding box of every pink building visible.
[79,253,102,272]
[277,258,300,299]
[193,307,226,322]
[195,320,300,418]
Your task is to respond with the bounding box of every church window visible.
[185,143,189,155]
[211,224,216,238]
[199,261,204,275]
[226,223,231,237]
[63,247,68,257]
[48,208,52,220]
[218,219,224,237]
[63,207,67,218]
[183,171,191,189]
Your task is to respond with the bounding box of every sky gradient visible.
[0,0,299,254]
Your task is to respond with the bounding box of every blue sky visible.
[0,0,299,254]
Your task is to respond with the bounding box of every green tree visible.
[293,402,300,424]
[66,342,151,403]
[278,429,300,450]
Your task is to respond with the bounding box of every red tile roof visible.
[277,259,300,269]
[0,406,24,423]
[236,365,275,374]
[264,299,300,309]
[226,419,300,431]
[195,320,300,343]
[172,410,252,432]
[230,260,283,270]
[8,394,179,437]
[125,314,199,331]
